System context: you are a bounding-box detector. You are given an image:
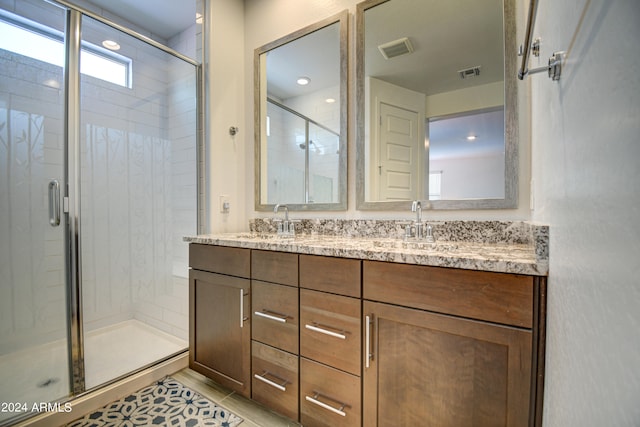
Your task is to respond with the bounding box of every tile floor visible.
[172,368,302,427]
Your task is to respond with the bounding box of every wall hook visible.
[229,126,239,136]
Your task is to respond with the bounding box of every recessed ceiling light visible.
[466,135,478,141]
[43,79,60,89]
[297,76,310,85]
[102,40,120,51]
[325,98,336,103]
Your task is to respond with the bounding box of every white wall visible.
[430,153,505,200]
[530,0,640,425]
[204,0,246,233]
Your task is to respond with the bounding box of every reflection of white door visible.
[367,77,425,201]
[378,103,419,200]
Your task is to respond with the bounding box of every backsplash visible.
[250,218,548,253]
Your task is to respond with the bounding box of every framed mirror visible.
[255,11,348,211]
[356,0,518,210]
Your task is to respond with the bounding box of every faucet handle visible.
[425,224,436,243]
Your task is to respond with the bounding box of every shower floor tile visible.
[84,319,186,389]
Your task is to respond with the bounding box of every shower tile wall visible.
[0,2,197,357]
[79,18,196,341]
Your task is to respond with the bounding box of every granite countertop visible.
[184,220,549,276]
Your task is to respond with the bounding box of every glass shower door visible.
[78,15,196,390]
[0,1,71,424]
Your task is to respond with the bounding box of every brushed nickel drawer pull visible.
[305,391,349,417]
[305,322,347,340]
[365,314,373,368]
[240,289,248,328]
[254,309,288,323]
[254,371,288,392]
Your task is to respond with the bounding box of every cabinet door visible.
[363,301,532,427]
[189,269,251,398]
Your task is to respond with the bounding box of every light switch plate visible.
[219,195,230,213]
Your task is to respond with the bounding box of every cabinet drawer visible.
[252,280,299,354]
[300,289,361,375]
[252,250,298,286]
[299,255,361,297]
[189,244,250,278]
[363,260,534,328]
[300,358,361,427]
[252,341,299,421]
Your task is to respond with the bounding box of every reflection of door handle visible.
[48,180,60,227]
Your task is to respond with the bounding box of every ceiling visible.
[429,109,505,160]
[84,0,195,40]
[266,22,341,100]
[364,0,504,96]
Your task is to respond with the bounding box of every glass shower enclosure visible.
[0,1,199,424]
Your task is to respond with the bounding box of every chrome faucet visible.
[274,204,295,237]
[274,203,289,222]
[405,200,435,243]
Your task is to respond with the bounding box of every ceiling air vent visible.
[378,37,414,59]
[458,66,481,79]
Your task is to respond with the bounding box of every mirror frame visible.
[254,10,349,211]
[355,0,518,210]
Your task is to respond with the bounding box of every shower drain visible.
[37,378,60,388]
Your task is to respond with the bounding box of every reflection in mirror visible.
[255,11,348,211]
[356,0,518,210]
[429,107,505,200]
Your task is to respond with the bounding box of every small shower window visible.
[0,10,132,88]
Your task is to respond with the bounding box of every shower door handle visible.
[48,179,61,227]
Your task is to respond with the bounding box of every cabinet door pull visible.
[254,310,288,323]
[254,371,288,392]
[305,391,349,417]
[305,322,347,340]
[365,314,374,368]
[240,289,245,328]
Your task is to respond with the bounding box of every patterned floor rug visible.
[67,376,243,426]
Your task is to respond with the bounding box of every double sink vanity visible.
[185,219,548,427]
[191,0,545,423]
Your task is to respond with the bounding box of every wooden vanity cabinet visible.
[189,245,546,427]
[250,250,300,420]
[299,255,362,427]
[189,244,251,398]
[362,260,546,427]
